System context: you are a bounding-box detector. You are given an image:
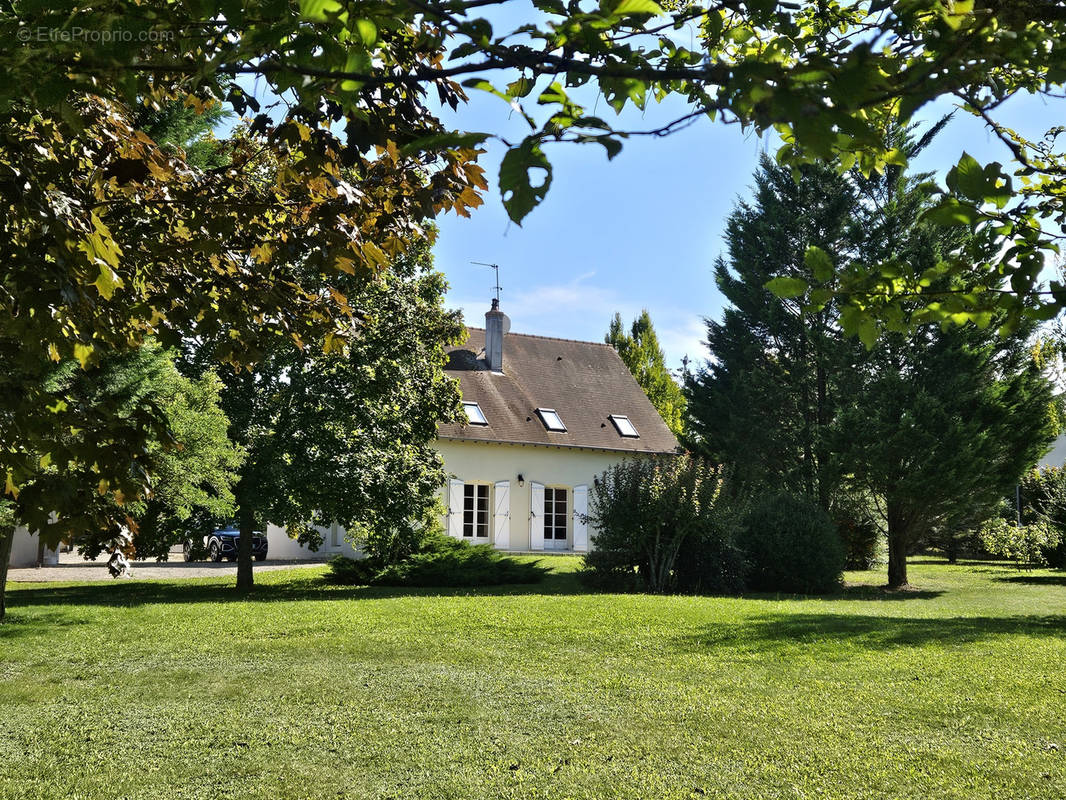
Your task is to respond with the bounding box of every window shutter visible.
[529,482,545,551]
[448,479,464,539]
[493,481,510,549]
[573,484,589,552]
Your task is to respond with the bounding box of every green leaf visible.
[94,264,123,300]
[857,317,878,350]
[613,0,663,15]
[507,77,534,98]
[765,276,808,298]
[399,131,489,155]
[948,152,986,201]
[299,0,343,22]
[461,78,508,102]
[804,246,833,282]
[354,18,377,47]
[922,200,981,227]
[499,139,553,224]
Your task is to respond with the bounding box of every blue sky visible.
[435,86,1061,371]
[228,6,1063,371]
[426,3,1063,369]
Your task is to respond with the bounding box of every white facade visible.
[437,438,642,552]
[8,526,59,568]
[1040,434,1066,469]
[265,522,359,560]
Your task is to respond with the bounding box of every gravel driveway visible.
[7,550,327,583]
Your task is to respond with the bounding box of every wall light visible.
[517,474,525,487]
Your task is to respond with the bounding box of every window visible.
[544,487,568,546]
[330,522,342,548]
[462,401,488,425]
[463,484,489,540]
[609,414,639,438]
[536,407,567,432]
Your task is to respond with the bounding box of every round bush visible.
[741,492,845,594]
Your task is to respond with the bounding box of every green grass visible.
[2,558,1064,800]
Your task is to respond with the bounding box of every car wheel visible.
[255,554,266,562]
[209,541,222,562]
[183,540,194,562]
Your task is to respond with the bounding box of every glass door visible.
[543,487,568,550]
[463,484,490,542]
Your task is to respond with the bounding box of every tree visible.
[0,344,240,619]
[833,125,1057,588]
[4,1,1066,325]
[606,310,686,437]
[836,320,1056,587]
[0,92,483,583]
[689,124,1058,588]
[685,156,861,508]
[180,236,463,591]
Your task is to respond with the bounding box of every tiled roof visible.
[438,327,680,454]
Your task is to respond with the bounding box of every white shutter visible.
[493,481,510,550]
[573,484,589,552]
[448,479,464,539]
[529,482,545,551]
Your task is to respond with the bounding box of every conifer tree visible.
[685,156,860,507]
[606,310,686,437]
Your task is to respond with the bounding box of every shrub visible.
[830,493,882,570]
[325,554,375,585]
[977,517,1062,567]
[580,454,736,593]
[326,533,548,587]
[740,492,845,594]
[1019,466,1066,567]
[671,511,748,595]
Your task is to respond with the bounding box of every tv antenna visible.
[471,261,502,304]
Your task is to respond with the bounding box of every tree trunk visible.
[35,534,45,568]
[814,360,830,512]
[0,522,15,622]
[886,502,909,588]
[236,506,255,591]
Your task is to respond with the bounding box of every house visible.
[7,528,58,569]
[4,302,678,569]
[1040,434,1066,469]
[435,300,680,552]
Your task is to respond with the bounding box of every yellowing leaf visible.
[74,342,94,368]
[5,471,19,499]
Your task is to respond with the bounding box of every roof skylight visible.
[536,408,567,432]
[462,401,488,426]
[609,414,639,438]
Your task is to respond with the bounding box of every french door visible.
[543,487,568,550]
[463,484,490,541]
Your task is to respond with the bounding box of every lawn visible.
[1,558,1064,800]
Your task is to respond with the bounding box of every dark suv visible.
[183,527,268,562]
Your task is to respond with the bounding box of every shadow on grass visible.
[994,573,1066,587]
[5,568,588,612]
[832,583,943,601]
[675,611,1066,655]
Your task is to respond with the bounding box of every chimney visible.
[485,298,505,372]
